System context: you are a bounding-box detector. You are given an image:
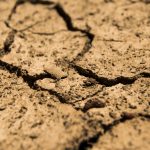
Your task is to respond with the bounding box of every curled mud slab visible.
[0,0,150,150]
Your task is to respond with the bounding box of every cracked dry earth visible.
[0,0,150,150]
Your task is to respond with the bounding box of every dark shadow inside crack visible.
[72,64,150,87]
[54,3,94,62]
[78,114,150,150]
[0,60,67,103]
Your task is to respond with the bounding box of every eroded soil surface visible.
[0,0,150,150]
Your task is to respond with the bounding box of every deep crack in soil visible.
[72,63,150,87]
[78,114,150,150]
[0,0,150,150]
[54,3,94,62]
[0,60,67,103]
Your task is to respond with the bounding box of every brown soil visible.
[0,0,150,150]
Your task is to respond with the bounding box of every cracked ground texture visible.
[0,0,150,150]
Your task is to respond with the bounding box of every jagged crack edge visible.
[54,3,94,62]
[5,0,55,32]
[78,114,150,150]
[0,60,67,103]
[28,0,54,5]
[72,64,150,87]
[7,0,25,21]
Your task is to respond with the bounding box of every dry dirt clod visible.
[44,64,68,80]
[83,98,106,112]
[0,0,150,149]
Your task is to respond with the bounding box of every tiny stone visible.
[129,103,137,109]
[83,98,106,112]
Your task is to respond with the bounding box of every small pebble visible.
[129,103,137,109]
[83,98,106,112]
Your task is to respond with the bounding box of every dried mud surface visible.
[0,0,150,150]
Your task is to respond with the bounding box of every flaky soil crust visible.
[0,0,150,150]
